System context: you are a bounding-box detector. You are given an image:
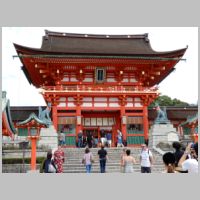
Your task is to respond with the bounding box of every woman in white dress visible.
[122,149,136,173]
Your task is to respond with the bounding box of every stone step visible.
[63,169,165,173]
[60,147,164,173]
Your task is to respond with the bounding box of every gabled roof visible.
[180,113,198,127]
[16,112,48,126]
[14,30,187,58]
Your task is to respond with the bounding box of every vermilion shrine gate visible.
[14,30,187,147]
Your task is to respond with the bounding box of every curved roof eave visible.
[13,43,187,58]
[16,112,49,126]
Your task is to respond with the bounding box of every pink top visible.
[83,152,93,165]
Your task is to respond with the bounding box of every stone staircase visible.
[62,147,165,173]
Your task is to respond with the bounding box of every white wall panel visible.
[109,103,119,107]
[82,103,92,107]
[58,103,66,107]
[94,103,107,107]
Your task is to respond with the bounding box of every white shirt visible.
[140,149,153,167]
[182,159,198,173]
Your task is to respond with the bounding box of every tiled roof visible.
[14,30,187,57]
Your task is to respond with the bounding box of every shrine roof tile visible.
[14,30,187,58]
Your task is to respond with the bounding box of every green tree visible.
[149,95,189,107]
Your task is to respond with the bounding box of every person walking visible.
[106,132,112,148]
[117,129,124,147]
[122,149,136,173]
[140,144,153,173]
[98,145,108,173]
[54,145,65,173]
[100,130,106,146]
[58,131,65,147]
[86,131,93,148]
[77,130,83,148]
[42,150,57,173]
[82,148,94,173]
[120,148,127,173]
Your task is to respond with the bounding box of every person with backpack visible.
[140,144,153,173]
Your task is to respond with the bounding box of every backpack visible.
[141,149,153,164]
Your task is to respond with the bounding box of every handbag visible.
[48,162,56,173]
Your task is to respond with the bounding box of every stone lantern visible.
[16,113,48,171]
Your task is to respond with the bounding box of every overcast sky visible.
[2,27,198,106]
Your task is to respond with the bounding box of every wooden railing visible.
[41,85,158,93]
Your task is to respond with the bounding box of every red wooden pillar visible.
[143,105,149,142]
[30,137,37,170]
[76,105,82,140]
[120,106,127,141]
[190,124,196,142]
[52,105,58,131]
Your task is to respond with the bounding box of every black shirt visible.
[87,133,92,142]
[100,131,105,137]
[98,148,107,159]
[174,150,184,167]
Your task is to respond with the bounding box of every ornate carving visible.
[38,103,52,125]
[154,103,170,124]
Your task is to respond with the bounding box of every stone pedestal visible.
[149,123,179,148]
[38,125,58,150]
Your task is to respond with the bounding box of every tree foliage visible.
[149,95,189,107]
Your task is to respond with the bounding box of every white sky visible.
[2,27,198,106]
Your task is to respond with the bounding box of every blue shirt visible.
[106,133,112,140]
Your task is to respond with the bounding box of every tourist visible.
[178,142,198,173]
[100,130,106,146]
[172,141,184,167]
[58,131,65,147]
[98,145,108,173]
[54,145,65,173]
[140,144,153,173]
[77,130,83,148]
[82,147,94,173]
[122,149,136,173]
[86,131,93,148]
[106,132,112,148]
[162,152,176,173]
[42,150,57,173]
[120,148,127,173]
[92,137,98,148]
[82,135,87,148]
[117,129,124,147]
